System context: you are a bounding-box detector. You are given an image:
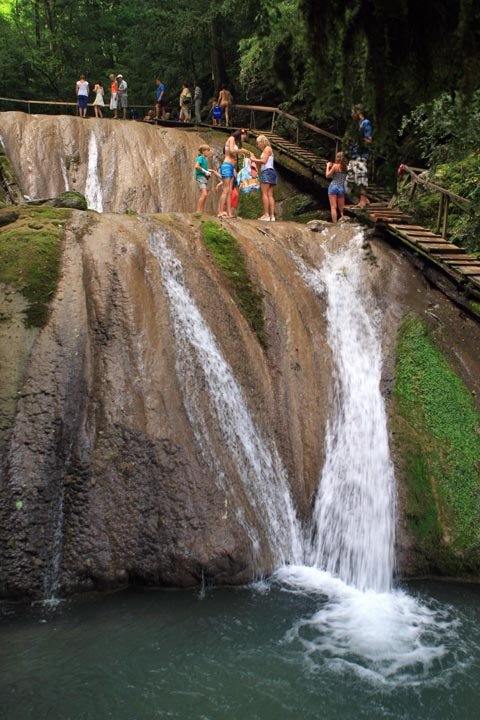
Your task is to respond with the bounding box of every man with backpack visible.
[179,82,192,122]
[346,103,372,208]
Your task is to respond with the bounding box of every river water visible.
[1,580,479,720]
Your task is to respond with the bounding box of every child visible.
[230,176,239,217]
[195,145,221,213]
[326,151,348,223]
[210,99,222,127]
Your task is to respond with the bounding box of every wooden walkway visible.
[247,129,390,201]
[346,202,480,304]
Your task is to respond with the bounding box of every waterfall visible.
[148,229,303,569]
[42,483,65,603]
[304,230,395,592]
[85,132,103,212]
[60,157,70,192]
[275,229,457,683]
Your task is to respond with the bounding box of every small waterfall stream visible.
[148,229,303,568]
[85,132,103,212]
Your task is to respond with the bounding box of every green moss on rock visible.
[201,219,265,346]
[0,207,68,327]
[393,316,480,575]
[50,191,87,211]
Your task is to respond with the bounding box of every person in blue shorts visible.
[251,134,277,221]
[155,78,165,121]
[76,74,89,118]
[218,129,247,217]
[346,104,372,208]
[326,151,348,223]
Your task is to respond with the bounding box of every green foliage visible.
[0,206,67,326]
[393,316,480,573]
[201,219,266,346]
[397,149,480,252]
[400,91,480,167]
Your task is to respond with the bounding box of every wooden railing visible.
[0,96,151,113]
[399,164,471,238]
[232,103,342,152]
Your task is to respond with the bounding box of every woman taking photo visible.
[252,135,277,221]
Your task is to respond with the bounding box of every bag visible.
[237,158,260,193]
[182,94,192,105]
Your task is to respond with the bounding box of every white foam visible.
[274,565,465,686]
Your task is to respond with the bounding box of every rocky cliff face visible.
[0,112,222,213]
[0,208,340,598]
[1,113,479,599]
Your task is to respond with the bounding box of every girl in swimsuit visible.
[326,151,348,223]
[217,128,247,218]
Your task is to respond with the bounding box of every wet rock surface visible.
[0,213,335,598]
[1,114,479,598]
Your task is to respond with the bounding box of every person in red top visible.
[109,73,118,119]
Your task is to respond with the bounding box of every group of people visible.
[145,80,233,126]
[76,73,236,128]
[75,73,128,119]
[194,130,278,221]
[326,104,372,222]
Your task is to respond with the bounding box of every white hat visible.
[116,74,123,79]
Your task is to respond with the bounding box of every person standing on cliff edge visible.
[346,103,372,209]
[155,77,165,121]
[117,74,128,120]
[76,74,89,118]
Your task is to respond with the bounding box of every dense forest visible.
[0,0,479,243]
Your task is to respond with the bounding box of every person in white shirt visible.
[76,75,89,118]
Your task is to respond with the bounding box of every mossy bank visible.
[201,219,266,346]
[393,316,480,577]
[0,205,69,327]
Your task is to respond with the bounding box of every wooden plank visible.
[390,224,433,230]
[450,266,480,275]
[403,233,444,240]
[418,242,461,251]
[434,253,468,260]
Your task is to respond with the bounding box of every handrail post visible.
[442,196,449,238]
[436,194,445,235]
[28,102,31,114]
[271,111,275,134]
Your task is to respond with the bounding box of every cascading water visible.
[60,157,70,192]
[85,131,103,212]
[274,228,462,684]
[305,230,395,592]
[147,228,303,569]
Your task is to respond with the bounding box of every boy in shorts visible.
[346,104,372,208]
[195,145,221,213]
